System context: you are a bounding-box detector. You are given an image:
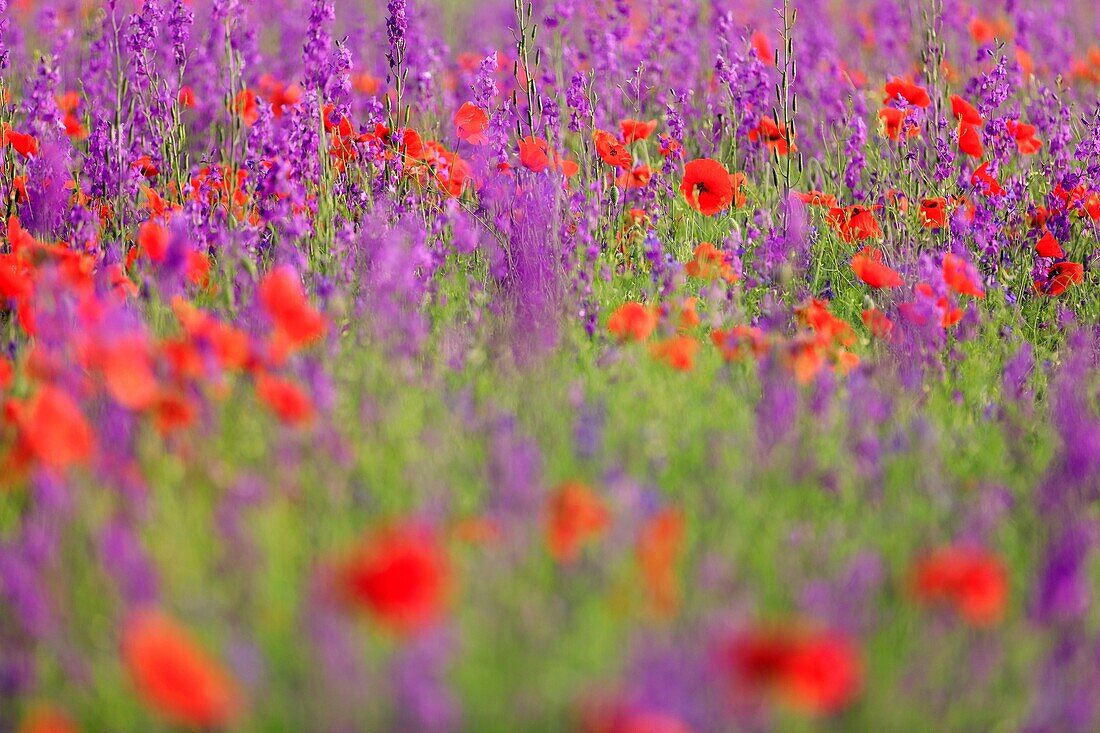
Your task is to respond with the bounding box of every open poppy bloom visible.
[793,190,837,208]
[680,158,734,216]
[851,247,904,288]
[336,523,451,633]
[878,107,915,141]
[594,129,634,169]
[1,124,40,159]
[883,77,931,108]
[748,116,796,155]
[826,205,882,242]
[546,480,611,562]
[122,609,243,728]
[616,165,652,189]
[619,118,658,144]
[608,302,657,342]
[454,102,489,145]
[518,136,550,172]
[909,545,1008,626]
[718,622,863,716]
[1035,261,1084,296]
[919,198,947,228]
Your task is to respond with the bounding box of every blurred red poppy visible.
[122,609,243,728]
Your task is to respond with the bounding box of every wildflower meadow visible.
[2,0,1100,730]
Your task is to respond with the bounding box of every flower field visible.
[1,0,1100,730]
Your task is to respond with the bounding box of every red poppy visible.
[971,162,1003,196]
[685,242,738,282]
[352,73,382,95]
[258,266,327,352]
[878,107,914,141]
[826,205,882,242]
[608,302,657,342]
[132,155,160,179]
[258,75,302,117]
[719,623,863,716]
[957,121,983,158]
[177,86,196,108]
[255,373,315,425]
[546,480,611,562]
[16,386,94,470]
[851,247,904,288]
[152,390,197,436]
[748,116,796,155]
[1006,120,1042,155]
[1035,230,1064,258]
[883,77,931,108]
[919,198,947,228]
[122,609,243,728]
[1035,261,1084,296]
[862,308,894,339]
[594,129,634,169]
[680,158,734,216]
[751,30,773,65]
[2,125,40,159]
[518,136,550,172]
[620,118,658,143]
[969,16,995,44]
[942,253,985,298]
[793,190,837,208]
[636,508,685,619]
[137,220,169,263]
[552,153,580,179]
[336,523,451,633]
[949,95,983,125]
[63,112,87,141]
[616,165,652,189]
[454,102,489,145]
[0,358,12,392]
[711,325,768,361]
[234,89,259,126]
[98,336,160,411]
[909,546,1007,626]
[650,336,699,371]
[0,253,32,300]
[658,135,682,158]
